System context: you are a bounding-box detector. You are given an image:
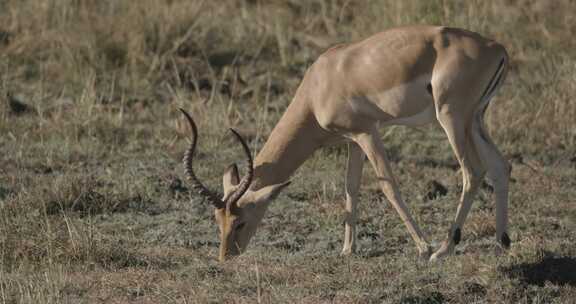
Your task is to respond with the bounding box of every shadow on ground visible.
[502,255,576,287]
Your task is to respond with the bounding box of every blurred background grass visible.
[1,0,575,150]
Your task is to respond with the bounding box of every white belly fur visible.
[382,104,436,127]
[350,74,436,127]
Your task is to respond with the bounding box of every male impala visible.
[180,25,510,262]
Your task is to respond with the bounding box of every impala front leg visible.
[353,130,432,259]
[342,142,365,255]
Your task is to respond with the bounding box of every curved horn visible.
[179,108,225,209]
[225,128,254,209]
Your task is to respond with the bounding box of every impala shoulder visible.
[315,46,350,72]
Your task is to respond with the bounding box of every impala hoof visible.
[340,249,353,256]
[419,245,433,260]
[340,244,356,256]
[429,241,453,262]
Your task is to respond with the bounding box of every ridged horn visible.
[179,108,225,209]
[225,128,254,210]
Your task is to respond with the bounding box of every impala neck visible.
[251,96,329,190]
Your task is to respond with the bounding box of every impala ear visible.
[254,181,291,203]
[223,163,240,191]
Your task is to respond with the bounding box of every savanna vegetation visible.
[1,0,575,303]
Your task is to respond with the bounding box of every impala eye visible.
[236,222,246,231]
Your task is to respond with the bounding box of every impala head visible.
[179,109,289,262]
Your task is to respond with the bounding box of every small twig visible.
[255,262,262,304]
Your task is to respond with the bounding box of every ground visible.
[1,1,575,303]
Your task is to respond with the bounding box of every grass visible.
[1,0,576,303]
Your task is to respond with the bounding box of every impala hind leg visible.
[353,130,432,259]
[430,112,486,261]
[472,117,511,249]
[342,142,365,255]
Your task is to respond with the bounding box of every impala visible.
[180,25,510,262]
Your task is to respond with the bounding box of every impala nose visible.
[219,241,242,262]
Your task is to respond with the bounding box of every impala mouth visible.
[219,243,243,262]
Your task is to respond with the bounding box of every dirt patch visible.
[463,281,487,297]
[0,186,13,200]
[4,92,36,116]
[0,29,12,46]
[422,180,448,201]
